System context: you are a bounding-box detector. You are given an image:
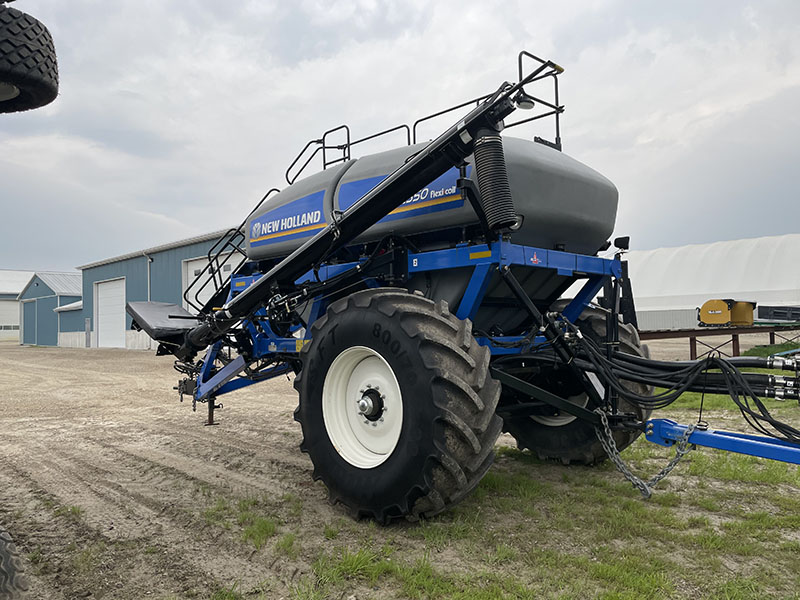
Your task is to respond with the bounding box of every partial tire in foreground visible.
[0,526,29,599]
[294,288,503,523]
[501,304,652,465]
[0,5,58,113]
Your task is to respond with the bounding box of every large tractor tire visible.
[0,526,29,599]
[0,4,58,113]
[294,288,503,523]
[501,304,652,465]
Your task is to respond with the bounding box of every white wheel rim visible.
[0,82,20,102]
[322,346,403,468]
[530,393,588,427]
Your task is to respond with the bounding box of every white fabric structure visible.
[626,234,800,330]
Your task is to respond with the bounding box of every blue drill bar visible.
[645,418,800,465]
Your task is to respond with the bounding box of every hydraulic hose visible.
[614,351,798,372]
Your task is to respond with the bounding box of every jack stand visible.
[205,397,223,426]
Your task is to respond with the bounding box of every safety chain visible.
[594,408,696,499]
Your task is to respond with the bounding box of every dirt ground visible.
[0,341,327,599]
[1,338,797,599]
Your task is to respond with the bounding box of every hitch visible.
[174,378,196,403]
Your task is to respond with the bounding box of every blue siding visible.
[59,308,85,333]
[82,257,147,330]
[36,297,58,346]
[150,239,219,307]
[57,295,83,334]
[0,293,16,300]
[19,279,73,345]
[23,301,35,344]
[19,276,55,301]
[79,237,223,335]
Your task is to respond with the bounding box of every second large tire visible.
[0,5,58,113]
[501,305,652,465]
[294,288,502,523]
[0,526,28,600]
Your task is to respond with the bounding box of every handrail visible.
[183,188,281,313]
[412,93,492,144]
[286,51,564,184]
[186,51,565,314]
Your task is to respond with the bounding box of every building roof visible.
[627,233,800,311]
[18,271,82,299]
[0,270,35,295]
[54,300,83,312]
[77,228,234,270]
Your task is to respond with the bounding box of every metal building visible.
[17,272,82,346]
[0,270,34,341]
[76,230,231,349]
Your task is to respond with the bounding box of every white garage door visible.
[0,299,18,326]
[183,254,233,311]
[96,278,125,348]
[0,299,20,341]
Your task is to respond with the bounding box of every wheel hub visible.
[0,81,20,102]
[357,387,385,421]
[322,346,403,468]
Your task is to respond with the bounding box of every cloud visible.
[2,0,799,272]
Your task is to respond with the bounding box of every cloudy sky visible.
[2,0,799,271]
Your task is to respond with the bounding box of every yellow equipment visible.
[697,299,757,327]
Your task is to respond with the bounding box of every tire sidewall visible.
[298,300,441,511]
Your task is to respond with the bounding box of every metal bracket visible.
[490,367,601,425]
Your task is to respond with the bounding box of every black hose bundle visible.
[566,322,800,444]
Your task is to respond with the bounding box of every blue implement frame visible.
[646,419,800,465]
[190,237,800,467]
[192,239,619,402]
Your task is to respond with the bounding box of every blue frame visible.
[646,419,800,465]
[190,239,800,467]
[193,239,620,402]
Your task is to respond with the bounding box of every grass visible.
[275,532,298,558]
[182,343,800,598]
[202,499,232,529]
[323,522,339,540]
[187,428,800,599]
[68,541,106,574]
[53,505,84,522]
[242,516,278,550]
[210,584,244,600]
[742,342,800,357]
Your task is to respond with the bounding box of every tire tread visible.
[0,6,58,113]
[295,288,502,522]
[0,527,29,600]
